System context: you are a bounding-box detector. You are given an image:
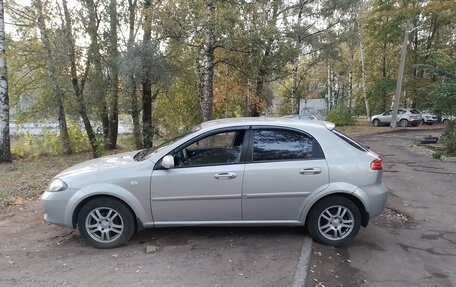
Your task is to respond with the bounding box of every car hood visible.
[56,151,141,179]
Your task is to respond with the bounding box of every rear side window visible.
[252,129,324,161]
[332,130,368,152]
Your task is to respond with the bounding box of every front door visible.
[151,129,247,223]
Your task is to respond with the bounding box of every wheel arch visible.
[72,194,145,231]
[302,193,369,228]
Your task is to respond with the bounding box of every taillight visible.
[370,158,383,170]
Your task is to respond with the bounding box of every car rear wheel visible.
[77,197,135,249]
[307,196,361,246]
[372,119,380,127]
[399,119,409,127]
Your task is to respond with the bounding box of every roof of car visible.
[199,117,335,130]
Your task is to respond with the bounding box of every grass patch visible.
[336,119,392,136]
[0,153,92,208]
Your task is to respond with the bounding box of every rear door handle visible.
[214,172,237,180]
[299,168,321,175]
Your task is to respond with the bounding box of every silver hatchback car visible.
[41,118,388,248]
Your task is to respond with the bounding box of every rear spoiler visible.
[323,121,336,131]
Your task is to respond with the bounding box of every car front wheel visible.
[77,197,135,249]
[307,196,361,246]
[399,119,409,127]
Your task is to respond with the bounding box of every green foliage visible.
[432,151,442,159]
[67,124,90,153]
[368,78,396,114]
[325,106,355,126]
[11,129,60,159]
[11,123,91,159]
[441,120,456,157]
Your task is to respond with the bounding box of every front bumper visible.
[40,189,80,229]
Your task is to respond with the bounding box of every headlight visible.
[48,179,68,192]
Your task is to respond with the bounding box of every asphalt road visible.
[307,129,456,287]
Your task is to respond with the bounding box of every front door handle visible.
[214,172,237,180]
[299,168,321,175]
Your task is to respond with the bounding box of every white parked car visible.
[442,115,455,124]
[371,108,422,127]
[420,111,438,125]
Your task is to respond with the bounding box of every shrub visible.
[11,122,92,159]
[441,120,456,156]
[432,151,443,159]
[325,106,355,126]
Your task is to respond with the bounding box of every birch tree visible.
[0,0,11,162]
[34,0,72,154]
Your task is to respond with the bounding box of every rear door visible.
[241,127,329,221]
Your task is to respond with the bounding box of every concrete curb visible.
[291,236,313,287]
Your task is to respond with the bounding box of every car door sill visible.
[152,220,302,227]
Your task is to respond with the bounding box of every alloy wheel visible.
[317,205,355,241]
[85,207,124,243]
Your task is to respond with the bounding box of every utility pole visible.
[390,21,412,128]
[391,20,421,128]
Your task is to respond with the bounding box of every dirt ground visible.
[0,200,306,287]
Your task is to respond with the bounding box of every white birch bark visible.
[202,0,215,122]
[0,0,11,162]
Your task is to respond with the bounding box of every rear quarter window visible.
[331,130,368,152]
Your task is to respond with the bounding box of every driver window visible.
[174,130,245,167]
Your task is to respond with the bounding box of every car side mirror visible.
[162,155,175,169]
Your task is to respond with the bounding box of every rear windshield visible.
[332,130,368,152]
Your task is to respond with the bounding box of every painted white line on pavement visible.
[291,236,313,287]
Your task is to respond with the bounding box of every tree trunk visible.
[131,84,142,149]
[359,29,370,120]
[108,0,119,149]
[0,0,11,162]
[201,0,215,122]
[290,0,305,115]
[127,0,141,149]
[142,0,153,147]
[35,0,72,155]
[84,0,109,143]
[62,0,99,157]
[195,57,204,115]
[327,63,332,110]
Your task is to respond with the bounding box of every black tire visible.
[307,196,361,246]
[399,119,409,127]
[77,197,135,249]
[372,119,380,127]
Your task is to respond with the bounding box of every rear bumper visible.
[353,183,388,219]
